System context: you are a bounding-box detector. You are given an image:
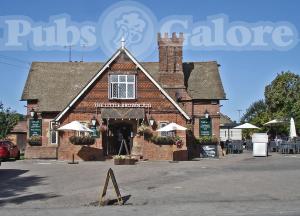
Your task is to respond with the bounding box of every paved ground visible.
[1,152,300,216]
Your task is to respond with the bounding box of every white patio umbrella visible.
[264,119,285,137]
[156,122,187,132]
[264,119,285,125]
[58,121,93,132]
[290,118,297,139]
[234,123,259,129]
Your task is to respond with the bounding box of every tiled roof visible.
[22,61,226,112]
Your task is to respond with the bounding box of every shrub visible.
[196,136,218,145]
[69,135,95,145]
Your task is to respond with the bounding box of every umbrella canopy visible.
[290,118,297,138]
[156,122,187,132]
[58,121,93,132]
[234,123,259,129]
[264,119,285,125]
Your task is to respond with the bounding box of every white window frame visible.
[49,121,58,145]
[109,74,136,99]
[159,121,169,137]
[78,121,90,136]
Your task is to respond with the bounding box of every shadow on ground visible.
[0,169,59,206]
[88,195,132,206]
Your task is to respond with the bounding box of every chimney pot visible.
[172,32,176,39]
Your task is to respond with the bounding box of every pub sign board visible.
[29,119,42,137]
[200,118,212,136]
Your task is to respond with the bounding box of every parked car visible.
[0,140,20,161]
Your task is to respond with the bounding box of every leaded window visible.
[109,75,136,99]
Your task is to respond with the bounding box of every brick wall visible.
[25,146,57,159]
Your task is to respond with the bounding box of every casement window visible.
[109,75,136,99]
[159,122,169,137]
[78,121,90,136]
[49,121,58,145]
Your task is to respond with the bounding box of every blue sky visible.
[0,0,299,121]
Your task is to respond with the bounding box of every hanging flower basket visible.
[28,135,42,146]
[69,135,95,145]
[137,124,153,140]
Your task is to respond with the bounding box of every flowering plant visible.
[28,135,42,146]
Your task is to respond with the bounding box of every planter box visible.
[125,158,136,165]
[114,158,136,165]
[114,159,126,165]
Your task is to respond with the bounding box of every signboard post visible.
[29,119,42,137]
[99,168,123,206]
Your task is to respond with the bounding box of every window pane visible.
[110,75,118,82]
[51,131,57,144]
[127,75,134,82]
[160,122,168,137]
[112,83,118,98]
[119,75,126,82]
[127,84,134,98]
[118,83,126,98]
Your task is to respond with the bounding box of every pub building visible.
[22,32,226,161]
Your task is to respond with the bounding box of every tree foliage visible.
[265,71,300,129]
[241,71,300,136]
[0,102,22,139]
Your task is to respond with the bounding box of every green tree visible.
[241,99,269,126]
[242,71,300,137]
[0,102,21,139]
[240,100,269,138]
[265,71,300,130]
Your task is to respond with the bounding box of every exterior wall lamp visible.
[30,108,36,118]
[204,109,210,119]
[149,116,155,126]
[91,116,97,126]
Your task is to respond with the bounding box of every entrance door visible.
[108,121,133,155]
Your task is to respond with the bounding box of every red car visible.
[0,141,20,161]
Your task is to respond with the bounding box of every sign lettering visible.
[95,103,151,108]
[29,119,42,137]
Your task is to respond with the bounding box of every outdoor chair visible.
[227,141,243,154]
[227,143,233,154]
[269,141,278,152]
[246,140,252,151]
[280,142,289,154]
[288,143,296,154]
[295,143,300,154]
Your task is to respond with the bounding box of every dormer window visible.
[109,75,136,99]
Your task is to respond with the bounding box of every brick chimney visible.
[158,32,185,89]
